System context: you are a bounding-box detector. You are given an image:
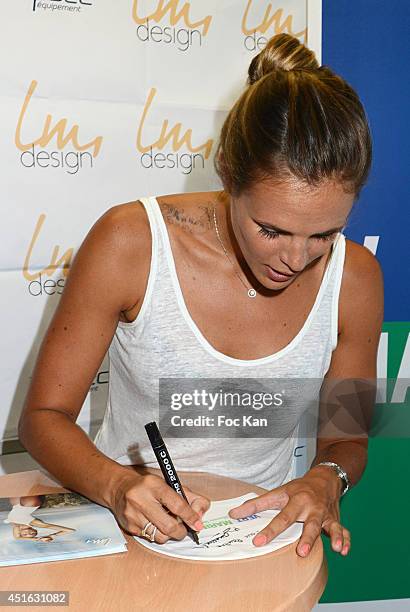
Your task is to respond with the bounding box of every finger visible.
[184,487,211,518]
[144,499,190,540]
[121,506,171,544]
[133,498,187,544]
[323,519,344,553]
[252,498,302,546]
[155,485,203,533]
[323,517,351,555]
[190,496,210,518]
[296,516,322,557]
[142,523,167,545]
[117,499,174,544]
[341,527,351,556]
[228,489,289,519]
[137,515,169,545]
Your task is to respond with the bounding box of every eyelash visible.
[257,227,336,242]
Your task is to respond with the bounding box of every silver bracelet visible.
[315,461,351,496]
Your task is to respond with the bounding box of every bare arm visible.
[18,202,151,509]
[228,240,384,557]
[310,240,384,492]
[29,518,75,531]
[18,201,208,542]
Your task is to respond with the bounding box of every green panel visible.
[321,322,410,603]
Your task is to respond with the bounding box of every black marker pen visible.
[144,421,200,545]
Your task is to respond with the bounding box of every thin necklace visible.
[212,205,257,299]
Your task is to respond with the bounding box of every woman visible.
[4,496,76,541]
[18,34,383,557]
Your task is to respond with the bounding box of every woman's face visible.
[229,177,354,290]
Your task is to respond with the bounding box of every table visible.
[0,468,327,611]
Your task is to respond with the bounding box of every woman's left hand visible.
[228,466,350,557]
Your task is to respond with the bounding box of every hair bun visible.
[247,33,319,85]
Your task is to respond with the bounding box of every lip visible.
[265,265,295,282]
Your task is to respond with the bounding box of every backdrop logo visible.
[23,214,73,297]
[33,0,93,13]
[136,87,214,174]
[241,1,307,52]
[15,80,103,174]
[374,322,410,443]
[132,0,212,52]
[363,235,380,255]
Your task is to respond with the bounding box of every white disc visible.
[248,288,257,298]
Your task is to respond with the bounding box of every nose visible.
[279,240,308,274]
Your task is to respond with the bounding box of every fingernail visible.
[301,544,310,556]
[341,545,349,555]
[194,520,203,531]
[253,534,267,546]
[335,539,342,550]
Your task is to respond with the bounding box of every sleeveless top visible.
[3,504,41,525]
[93,196,346,490]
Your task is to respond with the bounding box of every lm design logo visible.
[132,0,212,52]
[136,87,214,174]
[23,214,74,296]
[15,80,103,174]
[241,0,307,51]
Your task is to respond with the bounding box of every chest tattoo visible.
[160,202,213,234]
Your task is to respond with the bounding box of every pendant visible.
[248,288,257,298]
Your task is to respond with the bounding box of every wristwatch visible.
[315,461,351,496]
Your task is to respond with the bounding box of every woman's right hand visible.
[110,471,210,543]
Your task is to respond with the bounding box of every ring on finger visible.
[149,526,157,542]
[141,521,153,537]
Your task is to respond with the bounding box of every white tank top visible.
[94,196,346,489]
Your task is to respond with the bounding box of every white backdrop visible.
[1,1,316,464]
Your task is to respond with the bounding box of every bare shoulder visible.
[342,238,384,291]
[90,200,151,256]
[339,238,384,333]
[66,199,152,316]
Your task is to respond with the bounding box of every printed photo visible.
[0,492,126,566]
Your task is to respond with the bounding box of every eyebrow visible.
[254,219,345,237]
